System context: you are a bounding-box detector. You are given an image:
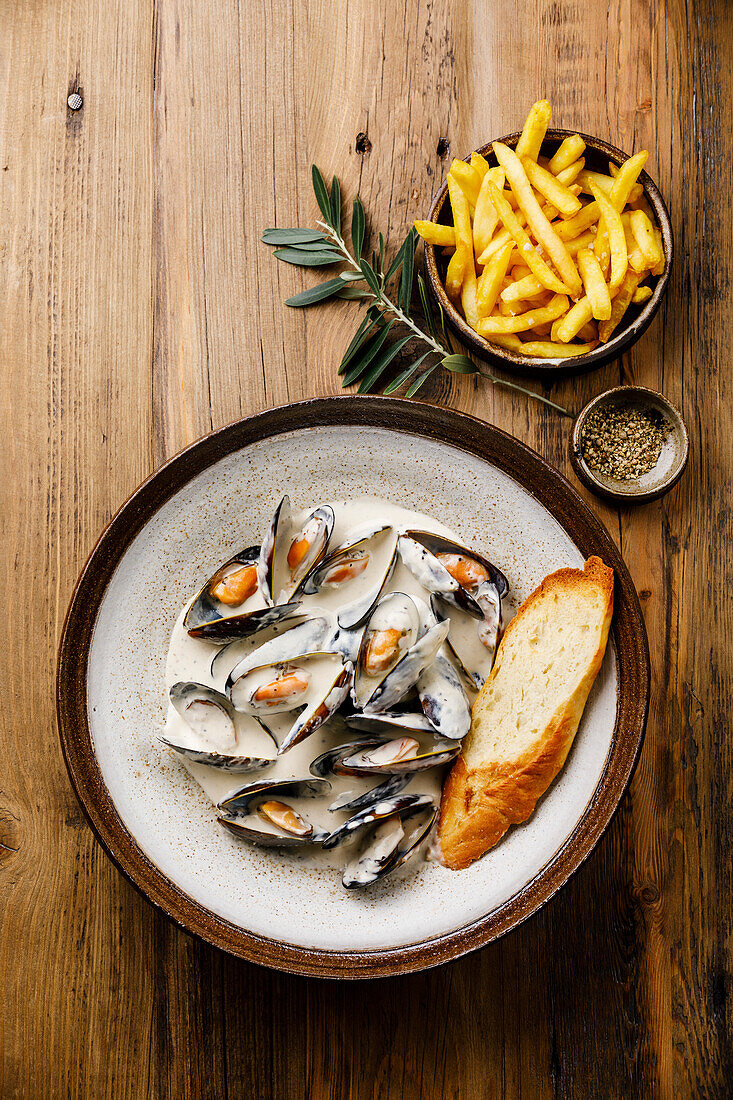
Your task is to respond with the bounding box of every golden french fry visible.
[555,158,586,186]
[592,217,611,276]
[609,151,648,210]
[414,220,456,247]
[632,285,653,304]
[476,241,514,318]
[478,226,515,264]
[577,248,612,320]
[477,293,569,335]
[486,333,524,352]
[501,273,546,302]
[629,209,663,267]
[587,181,627,291]
[598,271,639,342]
[492,142,582,296]
[447,173,473,265]
[530,322,554,336]
[473,169,504,258]
[470,151,490,180]
[510,263,532,279]
[565,229,599,257]
[551,297,594,343]
[507,338,597,358]
[445,249,465,300]
[608,161,618,177]
[522,157,583,218]
[577,320,598,342]
[498,297,528,316]
[515,99,551,161]
[449,159,482,207]
[553,201,602,240]
[461,261,480,330]
[486,181,571,294]
[549,134,586,174]
[650,229,665,275]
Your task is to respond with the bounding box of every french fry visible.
[650,229,665,275]
[472,167,504,258]
[565,229,599,257]
[414,221,456,247]
[498,297,528,316]
[608,161,618,177]
[486,181,571,294]
[587,180,627,291]
[609,151,648,210]
[477,293,569,335]
[598,271,639,342]
[555,158,585,186]
[445,247,466,301]
[578,169,642,201]
[515,99,551,161]
[449,159,482,207]
[510,263,532,280]
[476,241,514,318]
[577,320,598,341]
[549,134,586,174]
[478,226,515,264]
[592,218,611,276]
[461,261,480,330]
[492,142,582,296]
[447,173,473,265]
[470,151,491,180]
[629,209,663,267]
[501,273,546,301]
[632,285,653,304]
[517,339,596,358]
[577,248,612,320]
[554,201,602,240]
[522,157,583,218]
[551,297,594,343]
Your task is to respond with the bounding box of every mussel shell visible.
[335,736,460,776]
[218,814,327,849]
[187,600,302,644]
[417,651,471,741]
[345,711,438,737]
[184,546,289,642]
[278,658,354,754]
[224,613,337,689]
[398,531,508,617]
[327,774,409,814]
[259,495,335,605]
[218,776,331,816]
[430,594,494,691]
[352,592,422,709]
[169,681,237,752]
[323,792,435,850]
[302,523,398,630]
[342,804,439,889]
[159,738,274,773]
[209,613,309,679]
[361,619,449,714]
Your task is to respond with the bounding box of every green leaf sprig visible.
[261,166,570,412]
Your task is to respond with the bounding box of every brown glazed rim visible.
[57,396,649,979]
[423,129,673,377]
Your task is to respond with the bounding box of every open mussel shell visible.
[327,774,409,814]
[322,792,435,850]
[224,613,337,688]
[219,777,330,849]
[169,682,237,752]
[417,651,471,741]
[360,618,450,714]
[259,495,335,605]
[342,803,439,889]
[302,523,398,630]
[345,711,439,737]
[277,658,353,754]
[430,594,494,690]
[160,738,274,773]
[313,734,460,778]
[398,530,508,618]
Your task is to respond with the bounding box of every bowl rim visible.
[423,128,673,377]
[570,384,690,503]
[56,396,650,978]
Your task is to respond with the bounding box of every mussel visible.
[163,682,277,770]
[301,523,398,629]
[342,802,439,889]
[327,774,409,814]
[353,592,449,712]
[184,546,302,643]
[322,791,435,849]
[259,495,335,604]
[417,651,471,741]
[345,711,439,737]
[224,613,337,686]
[398,530,508,618]
[311,734,460,778]
[430,595,495,690]
[218,777,331,848]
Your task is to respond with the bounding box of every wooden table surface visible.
[2,0,730,1096]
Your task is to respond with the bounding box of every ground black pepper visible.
[581,404,667,480]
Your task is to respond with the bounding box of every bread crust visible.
[438,556,614,870]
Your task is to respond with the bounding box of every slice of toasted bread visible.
[437,556,614,870]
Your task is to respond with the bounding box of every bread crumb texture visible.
[438,556,614,870]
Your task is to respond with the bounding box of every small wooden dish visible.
[571,386,689,503]
[423,129,673,377]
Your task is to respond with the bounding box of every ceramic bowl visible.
[57,397,649,977]
[571,385,689,503]
[423,130,673,377]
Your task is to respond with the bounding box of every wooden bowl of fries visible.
[420,110,673,376]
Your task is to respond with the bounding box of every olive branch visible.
[262,165,570,412]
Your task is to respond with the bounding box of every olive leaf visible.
[261,228,327,245]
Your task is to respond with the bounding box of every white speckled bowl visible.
[57,397,649,977]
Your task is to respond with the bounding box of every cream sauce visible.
[163,497,501,881]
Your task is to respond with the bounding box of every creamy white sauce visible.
[163,497,501,882]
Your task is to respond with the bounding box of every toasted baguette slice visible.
[438,556,614,870]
